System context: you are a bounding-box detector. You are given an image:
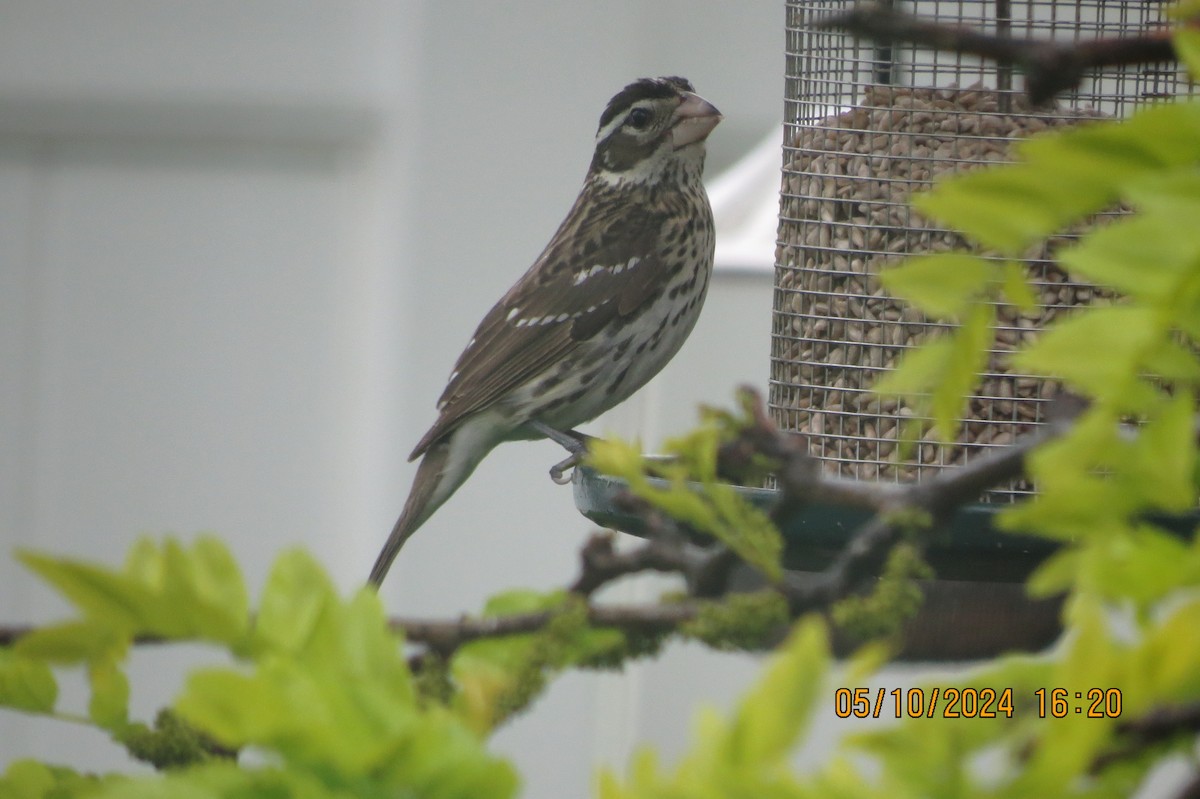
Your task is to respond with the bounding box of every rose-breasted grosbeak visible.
[368,76,721,586]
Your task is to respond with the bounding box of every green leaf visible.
[592,435,784,581]
[702,485,784,581]
[253,548,336,656]
[880,254,996,320]
[121,537,164,585]
[340,588,415,707]
[843,640,893,686]
[450,591,567,731]
[1142,336,1200,384]
[10,613,133,732]
[173,547,516,796]
[1171,0,1200,18]
[0,761,59,799]
[1103,525,1200,606]
[0,649,57,714]
[1125,166,1200,215]
[603,617,830,799]
[1059,206,1200,304]
[17,538,249,646]
[1106,100,1200,166]
[181,669,332,765]
[916,100,1200,253]
[936,303,994,440]
[1135,596,1200,704]
[175,667,292,752]
[88,653,130,730]
[590,400,791,582]
[872,333,956,397]
[1011,306,1164,408]
[1014,595,1118,793]
[0,761,57,799]
[874,303,993,441]
[90,762,337,799]
[0,760,106,799]
[723,617,829,766]
[917,166,1097,255]
[587,437,646,479]
[1001,260,1038,311]
[1026,549,1083,597]
[1125,391,1198,511]
[998,407,1140,540]
[1175,28,1200,82]
[454,591,627,731]
[13,621,127,665]
[481,588,566,617]
[16,551,163,633]
[160,536,249,644]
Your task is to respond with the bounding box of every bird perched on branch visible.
[369,76,722,587]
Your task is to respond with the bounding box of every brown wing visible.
[409,190,669,460]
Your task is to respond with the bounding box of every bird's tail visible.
[367,421,498,587]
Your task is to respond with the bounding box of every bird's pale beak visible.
[670,92,723,149]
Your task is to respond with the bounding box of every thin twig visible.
[1092,700,1200,772]
[568,532,695,597]
[818,3,1181,104]
[392,601,700,658]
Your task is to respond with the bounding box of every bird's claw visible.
[550,453,581,485]
[531,421,593,484]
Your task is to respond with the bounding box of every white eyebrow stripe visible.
[596,98,660,144]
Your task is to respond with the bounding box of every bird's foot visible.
[530,421,594,484]
[549,452,581,485]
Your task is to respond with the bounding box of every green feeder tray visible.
[571,465,1070,661]
[572,466,1059,583]
[573,464,1196,660]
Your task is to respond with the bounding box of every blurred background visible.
[0,1,799,794]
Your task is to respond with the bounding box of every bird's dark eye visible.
[626,107,653,130]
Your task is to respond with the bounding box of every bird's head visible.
[590,76,722,185]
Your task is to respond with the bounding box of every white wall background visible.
[0,2,793,796]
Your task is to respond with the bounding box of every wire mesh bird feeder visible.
[771,0,1192,500]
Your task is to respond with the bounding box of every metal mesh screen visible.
[772,0,1192,500]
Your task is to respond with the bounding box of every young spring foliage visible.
[872,82,1200,606]
[587,393,785,582]
[1,538,518,799]
[598,618,832,799]
[450,588,631,732]
[877,99,1200,444]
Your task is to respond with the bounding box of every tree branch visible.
[1092,700,1200,773]
[0,391,1081,663]
[393,601,700,659]
[817,2,1182,104]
